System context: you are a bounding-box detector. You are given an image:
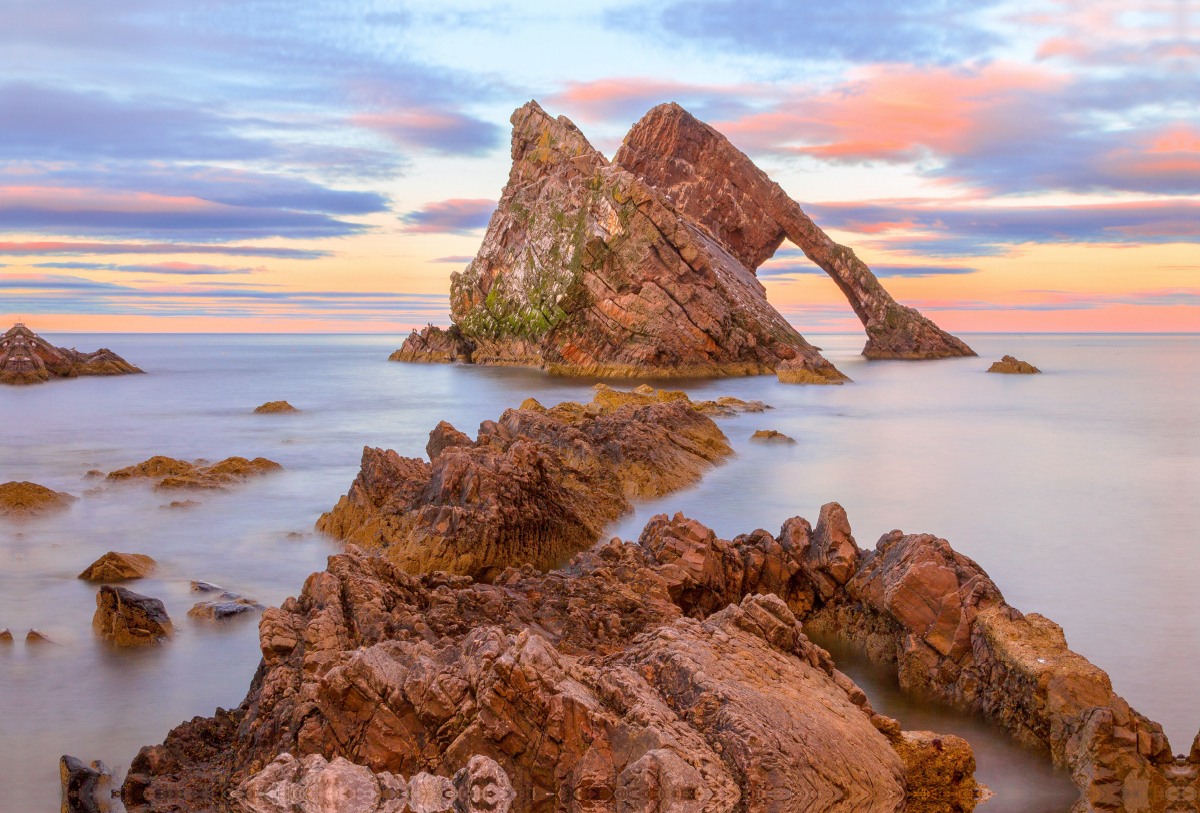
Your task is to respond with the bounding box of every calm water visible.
[3,332,1199,812]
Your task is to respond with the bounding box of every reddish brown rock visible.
[0,322,142,384]
[107,455,282,491]
[614,104,976,361]
[388,324,472,363]
[120,540,925,813]
[253,400,299,413]
[393,101,846,381]
[749,428,795,444]
[0,481,76,519]
[93,585,173,647]
[987,355,1041,374]
[78,551,157,581]
[316,394,731,581]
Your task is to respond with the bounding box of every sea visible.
[4,331,1199,813]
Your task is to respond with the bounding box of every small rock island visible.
[0,323,142,385]
[987,355,1041,374]
[392,101,973,381]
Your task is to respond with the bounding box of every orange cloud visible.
[714,63,1065,164]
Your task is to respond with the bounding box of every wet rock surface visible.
[0,480,76,519]
[78,551,157,581]
[749,429,795,444]
[254,401,300,413]
[987,355,1041,374]
[107,455,283,491]
[60,755,110,813]
[316,389,732,581]
[93,585,173,646]
[0,322,143,385]
[393,102,846,381]
[613,104,975,362]
[189,596,265,621]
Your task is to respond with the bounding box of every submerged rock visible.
[394,102,847,381]
[749,429,796,444]
[615,104,975,362]
[317,391,732,581]
[0,323,143,385]
[0,629,11,643]
[93,585,173,646]
[108,455,282,491]
[78,551,157,581]
[987,355,1041,374]
[25,628,56,645]
[0,481,76,519]
[188,598,264,621]
[254,400,300,413]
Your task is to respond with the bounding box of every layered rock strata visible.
[317,390,732,581]
[107,456,283,491]
[120,524,975,813]
[0,323,142,384]
[613,104,975,361]
[394,102,847,382]
[0,480,76,519]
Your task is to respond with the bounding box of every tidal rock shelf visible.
[316,387,734,581]
[0,323,142,385]
[106,455,283,492]
[122,502,1199,813]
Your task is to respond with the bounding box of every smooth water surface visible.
[3,332,1199,811]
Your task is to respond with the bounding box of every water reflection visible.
[808,632,1080,813]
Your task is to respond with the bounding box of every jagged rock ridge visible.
[613,103,976,361]
[394,101,847,382]
[0,323,142,384]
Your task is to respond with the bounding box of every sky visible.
[1,0,1197,333]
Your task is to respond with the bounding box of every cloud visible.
[354,109,501,156]
[32,261,263,275]
[909,288,1200,312]
[759,260,979,278]
[427,255,475,263]
[0,242,331,259]
[544,80,756,126]
[400,199,495,234]
[0,272,451,323]
[611,0,1005,65]
[806,199,1200,257]
[0,195,369,240]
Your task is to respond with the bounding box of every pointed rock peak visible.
[510,100,608,169]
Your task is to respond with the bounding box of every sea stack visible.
[0,323,142,385]
[614,103,975,361]
[394,101,847,382]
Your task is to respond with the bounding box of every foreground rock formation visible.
[93,585,173,647]
[393,101,847,381]
[0,323,142,384]
[0,481,76,519]
[127,498,1200,812]
[614,104,975,361]
[120,511,982,813]
[107,456,283,491]
[987,355,1040,374]
[317,388,733,581]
